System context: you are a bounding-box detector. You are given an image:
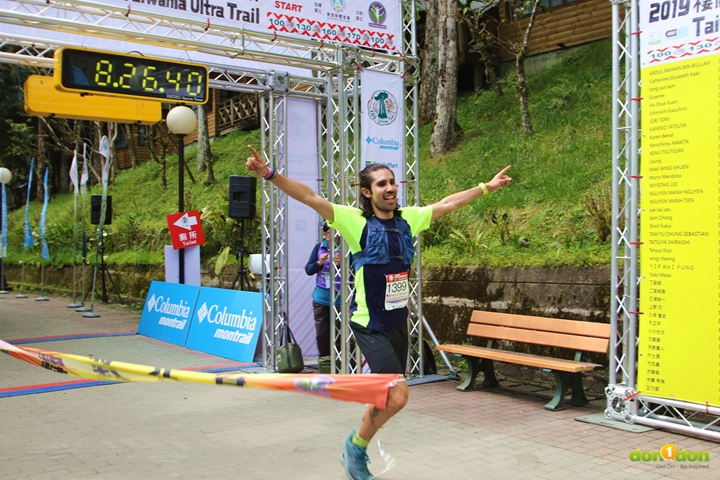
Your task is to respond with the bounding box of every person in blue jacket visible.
[305,221,341,367]
[245,144,511,480]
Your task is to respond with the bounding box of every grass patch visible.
[2,40,614,268]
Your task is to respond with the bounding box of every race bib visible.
[384,272,409,311]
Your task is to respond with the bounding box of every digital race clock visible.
[54,47,209,105]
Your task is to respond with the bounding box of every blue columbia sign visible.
[184,287,262,362]
[138,281,199,346]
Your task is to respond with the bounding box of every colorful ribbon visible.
[0,339,399,408]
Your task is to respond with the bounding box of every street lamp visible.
[0,167,12,294]
[166,106,197,284]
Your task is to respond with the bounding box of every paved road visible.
[1,294,718,479]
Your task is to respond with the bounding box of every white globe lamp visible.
[0,167,11,185]
[166,106,198,136]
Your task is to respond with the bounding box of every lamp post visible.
[166,106,197,284]
[0,167,12,294]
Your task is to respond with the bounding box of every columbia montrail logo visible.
[368,2,386,28]
[196,304,257,329]
[147,294,157,312]
[196,302,210,323]
[365,136,400,150]
[368,90,398,125]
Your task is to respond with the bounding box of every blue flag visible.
[1,176,7,258]
[23,158,35,248]
[39,168,49,260]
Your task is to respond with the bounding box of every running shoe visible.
[340,430,374,480]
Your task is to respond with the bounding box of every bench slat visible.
[470,311,611,339]
[436,344,602,373]
[467,324,609,354]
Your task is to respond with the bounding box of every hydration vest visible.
[351,215,415,271]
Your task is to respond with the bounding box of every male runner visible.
[245,145,512,480]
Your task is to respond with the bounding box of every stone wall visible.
[1,263,261,304]
[3,263,611,341]
[420,265,611,344]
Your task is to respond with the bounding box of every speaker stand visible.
[230,219,252,291]
[83,245,123,305]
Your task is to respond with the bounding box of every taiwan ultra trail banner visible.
[0,339,399,408]
[0,0,401,78]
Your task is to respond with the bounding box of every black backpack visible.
[422,339,437,375]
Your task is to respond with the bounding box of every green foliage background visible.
[2,39,613,269]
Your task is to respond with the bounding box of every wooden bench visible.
[436,311,611,411]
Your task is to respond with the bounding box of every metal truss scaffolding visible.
[606,0,720,441]
[0,0,431,377]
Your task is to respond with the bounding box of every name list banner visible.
[138,281,199,346]
[639,0,720,405]
[185,287,262,362]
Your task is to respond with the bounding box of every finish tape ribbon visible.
[0,339,400,409]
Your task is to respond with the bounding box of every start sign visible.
[167,210,206,250]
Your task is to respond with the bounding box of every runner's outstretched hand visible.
[245,145,270,178]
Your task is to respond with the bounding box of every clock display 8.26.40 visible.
[55,48,208,105]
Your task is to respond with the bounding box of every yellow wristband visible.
[478,182,489,195]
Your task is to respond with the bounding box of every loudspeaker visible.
[229,176,256,219]
[90,195,112,225]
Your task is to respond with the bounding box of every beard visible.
[372,195,397,213]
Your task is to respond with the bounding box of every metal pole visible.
[178,134,185,285]
[0,258,7,294]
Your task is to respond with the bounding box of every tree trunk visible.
[123,124,139,168]
[35,119,47,201]
[516,0,541,133]
[459,11,502,96]
[419,0,439,126]
[196,103,215,184]
[57,149,71,194]
[430,0,461,157]
[147,123,170,189]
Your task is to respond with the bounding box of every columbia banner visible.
[638,0,720,406]
[0,339,399,408]
[138,281,199,347]
[360,70,405,203]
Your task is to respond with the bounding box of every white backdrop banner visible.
[360,70,405,202]
[0,0,305,76]
[285,97,321,358]
[0,0,401,66]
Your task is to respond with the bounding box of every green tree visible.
[0,63,36,207]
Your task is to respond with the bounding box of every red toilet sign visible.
[166,210,206,250]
